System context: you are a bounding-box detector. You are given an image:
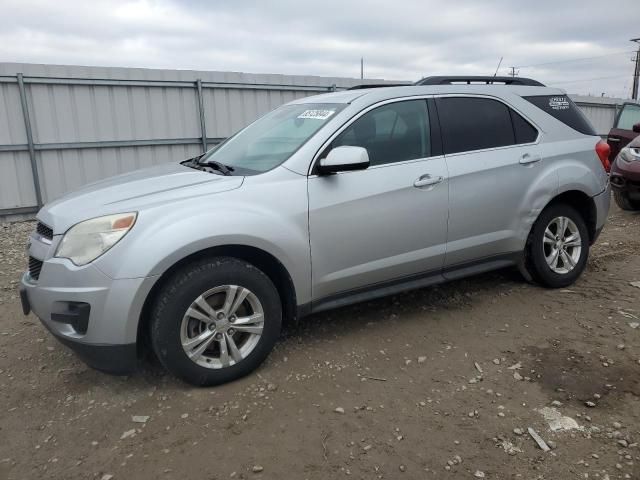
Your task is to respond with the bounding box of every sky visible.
[1,0,639,98]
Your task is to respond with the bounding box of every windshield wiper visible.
[199,159,234,176]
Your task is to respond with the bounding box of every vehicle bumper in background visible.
[610,158,640,200]
[610,175,640,200]
[20,259,158,375]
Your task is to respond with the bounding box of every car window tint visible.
[332,100,430,166]
[436,97,515,154]
[523,95,596,136]
[510,109,538,144]
[616,104,640,130]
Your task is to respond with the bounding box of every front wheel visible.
[524,204,590,288]
[150,257,282,386]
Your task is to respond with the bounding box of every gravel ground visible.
[0,201,639,480]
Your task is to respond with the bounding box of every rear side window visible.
[523,95,596,135]
[436,97,515,154]
[615,103,640,130]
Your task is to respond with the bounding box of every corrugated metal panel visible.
[26,84,202,143]
[37,144,202,203]
[0,63,398,214]
[574,103,618,136]
[0,151,37,209]
[0,82,27,145]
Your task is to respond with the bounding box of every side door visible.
[436,95,545,270]
[607,103,640,162]
[308,98,449,301]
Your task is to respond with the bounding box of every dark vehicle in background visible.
[607,102,640,164]
[611,134,640,210]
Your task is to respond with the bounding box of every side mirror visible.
[317,146,370,175]
[633,123,640,133]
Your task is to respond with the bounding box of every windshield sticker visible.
[297,109,336,120]
[549,96,570,110]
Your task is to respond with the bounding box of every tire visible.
[524,203,590,288]
[614,191,640,211]
[150,257,282,386]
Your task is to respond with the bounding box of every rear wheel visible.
[524,204,589,288]
[614,191,640,211]
[150,257,282,386]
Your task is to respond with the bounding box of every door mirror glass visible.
[633,122,640,133]
[317,146,369,174]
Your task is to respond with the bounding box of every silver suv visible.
[20,76,611,386]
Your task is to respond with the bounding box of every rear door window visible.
[436,97,516,154]
[523,95,596,135]
[510,109,538,144]
[615,103,640,131]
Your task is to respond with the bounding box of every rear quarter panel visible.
[549,137,609,197]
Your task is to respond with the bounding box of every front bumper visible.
[611,157,640,200]
[20,254,158,374]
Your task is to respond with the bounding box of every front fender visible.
[92,178,311,304]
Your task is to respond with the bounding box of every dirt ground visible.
[0,201,639,480]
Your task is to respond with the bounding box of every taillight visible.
[595,140,611,172]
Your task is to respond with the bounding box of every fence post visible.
[195,79,207,152]
[16,73,43,207]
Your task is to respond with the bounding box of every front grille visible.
[36,222,53,241]
[28,256,43,281]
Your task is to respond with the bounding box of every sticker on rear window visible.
[297,109,336,120]
[549,96,570,111]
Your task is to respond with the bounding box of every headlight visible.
[55,212,137,266]
[618,146,640,163]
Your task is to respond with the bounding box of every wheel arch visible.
[544,189,598,244]
[137,244,298,351]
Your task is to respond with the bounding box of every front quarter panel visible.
[92,168,312,304]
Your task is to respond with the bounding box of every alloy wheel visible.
[179,285,264,369]
[542,216,582,274]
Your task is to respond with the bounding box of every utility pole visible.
[508,66,518,78]
[632,38,640,100]
[360,57,364,80]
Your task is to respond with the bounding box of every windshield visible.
[200,103,346,174]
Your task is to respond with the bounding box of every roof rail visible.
[415,76,545,87]
[347,83,411,90]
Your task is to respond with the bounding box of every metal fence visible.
[0,63,630,218]
[571,95,626,136]
[0,63,400,216]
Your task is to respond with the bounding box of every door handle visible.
[519,153,541,165]
[414,174,444,188]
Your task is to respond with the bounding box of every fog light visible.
[51,302,91,334]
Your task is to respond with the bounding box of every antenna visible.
[493,57,503,77]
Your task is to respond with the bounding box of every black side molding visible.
[297,252,523,319]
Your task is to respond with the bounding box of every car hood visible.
[38,162,244,234]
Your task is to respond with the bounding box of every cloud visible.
[0,0,638,97]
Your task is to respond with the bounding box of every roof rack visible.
[415,76,545,87]
[347,83,411,90]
